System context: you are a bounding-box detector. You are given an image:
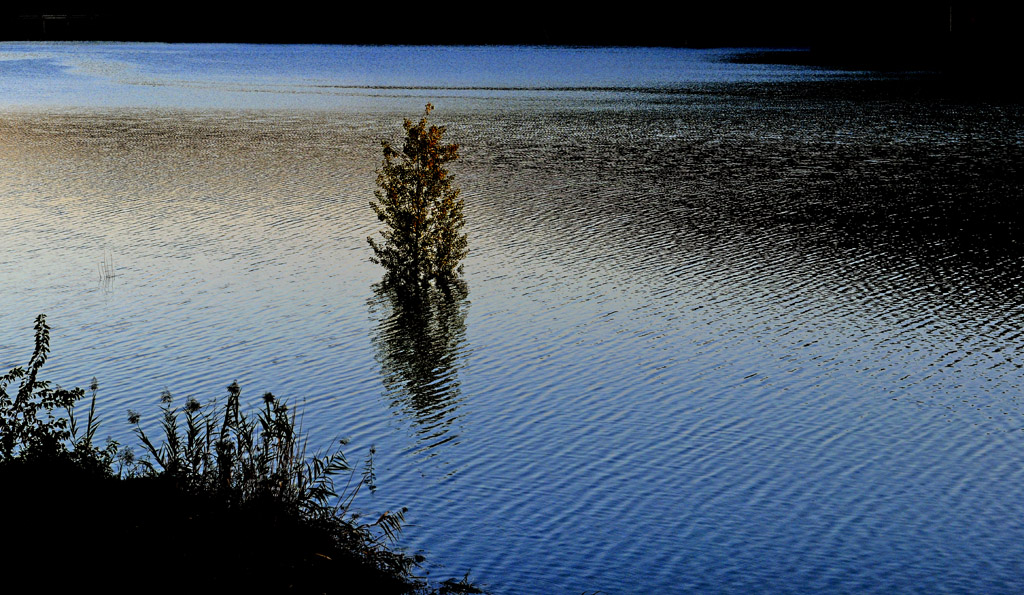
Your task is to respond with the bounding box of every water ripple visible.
[2,75,1024,594]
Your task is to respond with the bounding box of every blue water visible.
[0,43,844,110]
[2,43,1023,593]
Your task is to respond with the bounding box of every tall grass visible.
[126,382,409,546]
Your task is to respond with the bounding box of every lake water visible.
[2,43,1023,593]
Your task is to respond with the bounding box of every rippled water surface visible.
[2,43,1024,593]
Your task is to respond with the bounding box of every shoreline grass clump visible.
[0,314,482,594]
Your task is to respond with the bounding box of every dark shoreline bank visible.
[729,47,1022,98]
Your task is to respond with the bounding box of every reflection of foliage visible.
[368,104,468,293]
[371,280,469,450]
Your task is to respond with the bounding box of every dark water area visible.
[2,44,1024,593]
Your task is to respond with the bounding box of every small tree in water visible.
[369,104,467,292]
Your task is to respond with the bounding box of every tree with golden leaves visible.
[369,104,467,292]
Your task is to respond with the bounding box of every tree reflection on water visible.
[369,281,470,460]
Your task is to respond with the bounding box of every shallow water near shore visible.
[2,43,1024,593]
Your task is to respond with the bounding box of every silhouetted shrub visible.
[0,314,117,473]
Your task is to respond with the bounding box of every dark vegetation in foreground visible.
[0,315,481,594]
